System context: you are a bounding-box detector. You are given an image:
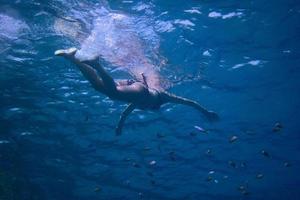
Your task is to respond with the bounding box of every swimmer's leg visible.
[82,58,117,93]
[55,48,105,93]
[116,103,136,135]
[160,91,219,121]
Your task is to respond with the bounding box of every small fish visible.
[94,186,101,192]
[238,185,246,191]
[206,149,212,155]
[284,162,291,167]
[228,160,236,168]
[156,133,165,138]
[194,125,207,133]
[256,174,264,179]
[261,150,270,157]
[20,132,33,136]
[132,162,141,168]
[138,192,143,198]
[238,185,250,195]
[206,176,213,182]
[272,122,283,132]
[149,160,156,166]
[143,147,151,151]
[229,135,238,143]
[240,162,247,168]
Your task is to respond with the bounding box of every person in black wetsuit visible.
[55,47,219,135]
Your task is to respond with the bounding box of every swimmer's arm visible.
[160,92,219,121]
[116,103,136,135]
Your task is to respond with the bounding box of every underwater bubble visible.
[0,13,29,40]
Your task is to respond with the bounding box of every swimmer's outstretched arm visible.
[160,91,219,121]
[116,103,136,135]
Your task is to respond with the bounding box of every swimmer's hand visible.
[205,110,219,122]
[115,103,136,136]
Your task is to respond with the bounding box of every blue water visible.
[1,0,300,199]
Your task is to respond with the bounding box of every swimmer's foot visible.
[54,47,77,58]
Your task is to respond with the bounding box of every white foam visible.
[208,11,222,18]
[222,12,243,19]
[248,60,261,66]
[61,86,70,90]
[208,11,243,19]
[77,10,164,89]
[132,3,151,12]
[174,19,196,31]
[184,39,194,45]
[53,17,82,40]
[184,9,202,14]
[155,20,175,33]
[174,19,195,27]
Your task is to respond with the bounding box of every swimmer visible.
[55,47,219,135]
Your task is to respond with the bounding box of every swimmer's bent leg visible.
[55,48,105,93]
[116,103,136,135]
[82,59,117,93]
[75,62,106,93]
